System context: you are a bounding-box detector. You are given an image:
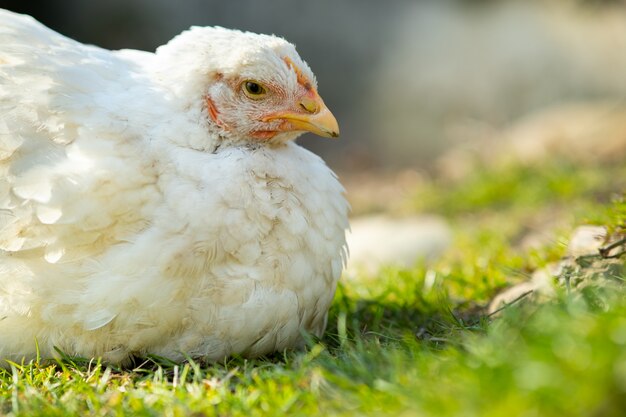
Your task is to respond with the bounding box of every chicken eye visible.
[243,81,266,98]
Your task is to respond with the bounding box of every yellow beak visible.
[263,92,340,138]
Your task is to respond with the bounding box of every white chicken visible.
[0,9,348,365]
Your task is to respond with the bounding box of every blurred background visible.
[2,0,626,211]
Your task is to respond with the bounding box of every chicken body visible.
[0,10,348,365]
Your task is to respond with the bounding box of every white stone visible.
[345,215,452,275]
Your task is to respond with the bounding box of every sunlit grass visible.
[415,159,626,216]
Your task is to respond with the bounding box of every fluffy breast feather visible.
[74,142,349,362]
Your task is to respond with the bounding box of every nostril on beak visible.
[299,97,319,114]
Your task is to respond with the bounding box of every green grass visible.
[1,159,625,416]
[414,159,626,216]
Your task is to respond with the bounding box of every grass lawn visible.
[1,158,625,417]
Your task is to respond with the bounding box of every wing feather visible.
[0,9,160,263]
